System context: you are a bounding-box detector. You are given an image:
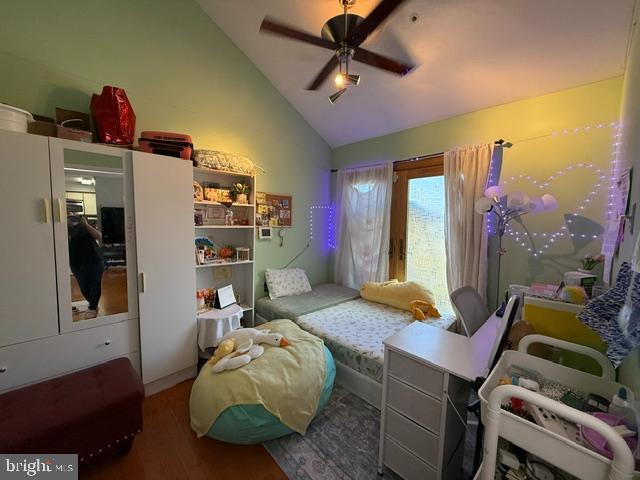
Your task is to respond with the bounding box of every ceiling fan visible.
[260,0,416,104]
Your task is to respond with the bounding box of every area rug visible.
[264,384,476,479]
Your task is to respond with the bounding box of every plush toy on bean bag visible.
[361,279,441,320]
[207,328,290,374]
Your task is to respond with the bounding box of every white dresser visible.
[378,317,500,480]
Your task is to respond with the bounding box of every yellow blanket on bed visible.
[189,319,326,437]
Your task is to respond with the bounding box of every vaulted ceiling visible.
[198,0,635,147]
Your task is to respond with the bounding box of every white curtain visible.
[444,144,492,305]
[334,163,393,289]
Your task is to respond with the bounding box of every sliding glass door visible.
[390,156,453,313]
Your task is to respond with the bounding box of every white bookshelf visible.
[193,166,256,327]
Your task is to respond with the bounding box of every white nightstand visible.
[378,316,500,480]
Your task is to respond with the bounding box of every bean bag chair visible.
[189,319,335,444]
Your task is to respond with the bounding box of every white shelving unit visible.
[193,167,256,327]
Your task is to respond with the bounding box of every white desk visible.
[378,315,501,480]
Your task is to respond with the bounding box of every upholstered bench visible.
[0,357,144,464]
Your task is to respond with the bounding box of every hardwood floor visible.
[71,268,129,321]
[81,379,287,480]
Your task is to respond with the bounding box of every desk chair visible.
[450,286,491,337]
[469,294,520,475]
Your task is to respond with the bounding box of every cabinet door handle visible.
[104,340,111,346]
[42,198,51,223]
[139,272,146,293]
[399,239,404,261]
[0,366,6,373]
[389,239,394,258]
[55,198,66,223]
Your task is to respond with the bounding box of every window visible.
[390,156,452,313]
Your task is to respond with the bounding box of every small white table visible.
[378,315,501,480]
[197,304,244,354]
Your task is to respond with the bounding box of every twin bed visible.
[256,283,455,407]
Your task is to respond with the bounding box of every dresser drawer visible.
[387,376,441,433]
[384,435,437,480]
[386,407,439,467]
[387,349,443,399]
[0,319,139,392]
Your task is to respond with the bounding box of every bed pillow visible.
[361,280,441,317]
[265,268,312,299]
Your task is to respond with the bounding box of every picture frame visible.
[214,284,236,309]
[207,205,224,220]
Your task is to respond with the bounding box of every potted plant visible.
[580,253,605,273]
[231,181,250,204]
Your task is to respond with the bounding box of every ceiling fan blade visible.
[306,56,340,91]
[348,0,406,47]
[260,17,338,50]
[353,47,415,76]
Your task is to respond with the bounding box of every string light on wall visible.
[309,205,336,249]
[499,121,621,256]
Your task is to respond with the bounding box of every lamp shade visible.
[484,185,504,199]
[527,197,546,213]
[507,191,530,210]
[541,193,558,211]
[475,196,494,214]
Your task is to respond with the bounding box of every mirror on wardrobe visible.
[63,149,128,322]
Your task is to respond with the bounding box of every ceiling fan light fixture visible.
[329,88,347,104]
[346,74,360,86]
[334,73,346,87]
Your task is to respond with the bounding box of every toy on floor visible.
[410,300,441,320]
[209,328,290,374]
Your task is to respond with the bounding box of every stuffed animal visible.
[212,339,265,373]
[207,338,235,366]
[410,300,442,320]
[362,280,441,318]
[210,328,290,374]
[560,285,589,305]
[219,328,289,348]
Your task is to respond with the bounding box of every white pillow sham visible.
[265,268,312,299]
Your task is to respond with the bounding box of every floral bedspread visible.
[297,299,455,383]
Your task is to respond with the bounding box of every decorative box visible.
[236,247,250,262]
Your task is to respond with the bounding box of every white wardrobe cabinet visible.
[0,130,197,395]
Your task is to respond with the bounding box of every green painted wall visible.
[332,78,624,306]
[0,0,332,295]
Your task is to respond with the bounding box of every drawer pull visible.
[0,367,6,373]
[104,340,111,346]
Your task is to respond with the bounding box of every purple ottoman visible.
[0,357,144,464]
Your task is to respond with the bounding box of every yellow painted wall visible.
[0,0,333,295]
[332,78,624,305]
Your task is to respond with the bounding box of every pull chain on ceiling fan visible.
[260,0,415,104]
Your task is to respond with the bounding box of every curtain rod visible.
[330,152,443,173]
[330,135,553,172]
